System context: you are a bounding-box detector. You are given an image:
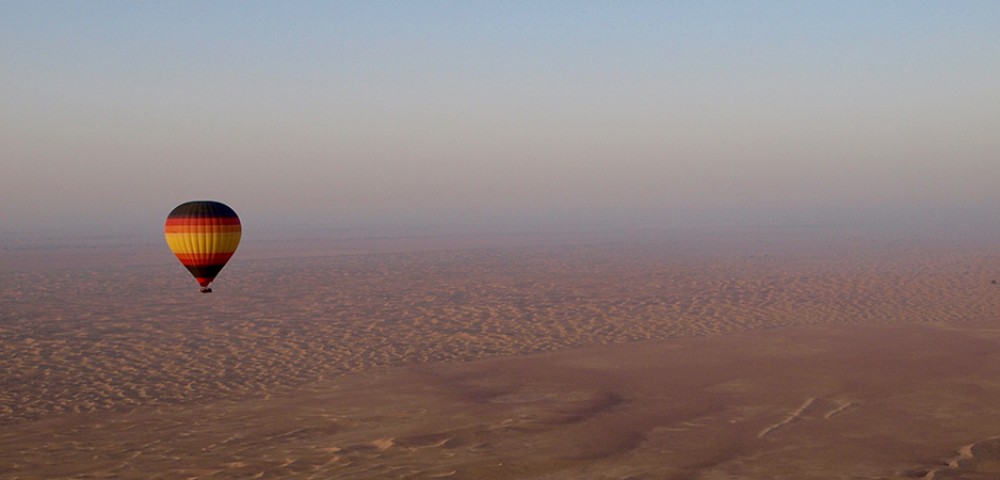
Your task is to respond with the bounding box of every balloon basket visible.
[200,287,213,293]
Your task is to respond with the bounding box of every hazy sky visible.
[2,1,999,237]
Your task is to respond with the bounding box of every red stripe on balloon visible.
[164,224,242,234]
[165,217,241,227]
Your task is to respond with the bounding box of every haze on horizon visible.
[2,1,999,240]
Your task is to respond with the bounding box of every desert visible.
[6,2,1000,478]
[3,226,1000,479]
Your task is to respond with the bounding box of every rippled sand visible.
[3,227,1000,478]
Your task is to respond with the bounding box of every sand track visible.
[758,397,815,438]
[919,436,1000,480]
[823,400,856,419]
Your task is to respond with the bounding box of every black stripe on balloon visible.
[167,201,239,219]
[184,264,228,278]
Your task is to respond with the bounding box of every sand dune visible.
[3,321,1000,479]
[4,231,1000,425]
[3,228,1000,478]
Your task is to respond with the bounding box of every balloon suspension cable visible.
[200,287,213,293]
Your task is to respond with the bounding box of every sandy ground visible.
[3,227,1000,478]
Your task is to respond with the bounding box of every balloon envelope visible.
[164,201,241,291]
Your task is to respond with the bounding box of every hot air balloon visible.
[164,201,241,293]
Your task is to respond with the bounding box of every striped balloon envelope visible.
[164,201,241,293]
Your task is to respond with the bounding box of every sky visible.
[2,1,999,238]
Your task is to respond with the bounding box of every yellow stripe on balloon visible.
[165,232,242,254]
